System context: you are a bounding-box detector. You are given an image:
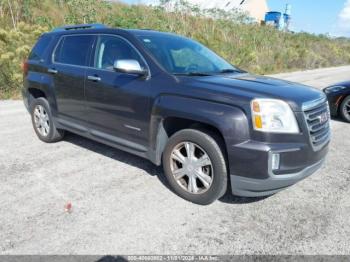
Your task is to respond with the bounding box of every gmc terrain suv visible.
[23,24,330,205]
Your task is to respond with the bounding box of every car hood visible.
[183,73,326,111]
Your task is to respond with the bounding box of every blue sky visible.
[120,0,350,37]
[269,0,348,36]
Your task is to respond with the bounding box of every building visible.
[265,4,292,31]
[159,0,269,22]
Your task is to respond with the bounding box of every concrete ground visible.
[0,66,349,255]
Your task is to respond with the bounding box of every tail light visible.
[22,60,29,76]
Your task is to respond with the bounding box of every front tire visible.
[340,95,350,123]
[30,97,65,143]
[162,129,228,205]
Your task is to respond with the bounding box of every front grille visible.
[303,99,331,150]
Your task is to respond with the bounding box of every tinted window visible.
[54,35,94,66]
[29,34,54,61]
[137,34,238,75]
[94,35,145,70]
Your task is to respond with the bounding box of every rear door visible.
[49,34,95,126]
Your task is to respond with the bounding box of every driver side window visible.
[94,35,145,71]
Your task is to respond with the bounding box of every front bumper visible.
[228,140,329,197]
[231,158,325,197]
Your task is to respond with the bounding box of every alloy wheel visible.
[170,141,214,194]
[344,100,350,118]
[33,105,50,137]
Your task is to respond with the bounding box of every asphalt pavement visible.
[0,66,349,254]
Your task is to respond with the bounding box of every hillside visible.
[1,0,350,99]
[156,0,269,21]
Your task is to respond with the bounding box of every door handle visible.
[87,75,101,82]
[48,68,58,74]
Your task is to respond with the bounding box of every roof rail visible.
[51,23,107,32]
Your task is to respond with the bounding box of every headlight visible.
[251,98,299,134]
[324,86,346,93]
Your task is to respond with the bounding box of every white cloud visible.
[333,0,350,37]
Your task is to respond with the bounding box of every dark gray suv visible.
[22,24,330,204]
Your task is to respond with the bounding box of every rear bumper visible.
[230,158,325,197]
[22,88,30,112]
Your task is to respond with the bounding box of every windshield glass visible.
[136,33,241,75]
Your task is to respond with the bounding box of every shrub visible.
[0,23,48,98]
[0,0,350,98]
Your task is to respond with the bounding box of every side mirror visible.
[113,59,147,76]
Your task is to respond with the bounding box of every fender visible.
[39,74,59,117]
[24,63,58,117]
[148,95,250,165]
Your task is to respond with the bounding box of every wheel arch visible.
[337,94,350,114]
[148,95,250,166]
[27,88,47,108]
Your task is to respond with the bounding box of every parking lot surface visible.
[0,66,350,254]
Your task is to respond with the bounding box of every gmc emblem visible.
[318,112,329,124]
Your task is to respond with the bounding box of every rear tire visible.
[30,97,65,143]
[162,129,227,205]
[340,96,350,123]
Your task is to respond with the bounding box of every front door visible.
[85,35,152,149]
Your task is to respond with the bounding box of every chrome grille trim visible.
[302,96,327,111]
[303,99,331,151]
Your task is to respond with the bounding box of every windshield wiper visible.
[174,69,244,76]
[218,69,245,74]
[173,72,212,76]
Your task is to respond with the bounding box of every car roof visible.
[47,27,126,36]
[125,29,180,37]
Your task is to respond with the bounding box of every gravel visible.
[0,66,349,255]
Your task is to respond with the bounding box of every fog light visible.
[271,153,280,170]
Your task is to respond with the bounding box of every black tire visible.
[162,129,228,205]
[340,95,350,123]
[30,97,65,143]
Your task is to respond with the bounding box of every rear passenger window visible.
[54,35,94,66]
[29,34,54,61]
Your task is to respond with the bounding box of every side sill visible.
[90,129,147,153]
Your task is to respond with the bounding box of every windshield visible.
[136,33,241,75]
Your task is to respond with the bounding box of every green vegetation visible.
[1,0,350,99]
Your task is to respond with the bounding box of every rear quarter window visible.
[53,35,95,66]
[28,34,54,61]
